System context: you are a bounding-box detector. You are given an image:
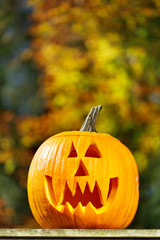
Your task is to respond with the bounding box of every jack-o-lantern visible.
[27,106,139,229]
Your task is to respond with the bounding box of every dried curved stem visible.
[80,105,102,132]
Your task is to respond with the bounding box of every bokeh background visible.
[0,0,160,228]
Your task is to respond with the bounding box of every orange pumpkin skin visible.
[27,131,139,229]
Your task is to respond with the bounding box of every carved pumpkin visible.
[27,106,139,229]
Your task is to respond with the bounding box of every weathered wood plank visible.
[0,229,160,240]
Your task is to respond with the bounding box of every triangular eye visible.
[85,144,101,158]
[75,160,89,176]
[68,142,77,158]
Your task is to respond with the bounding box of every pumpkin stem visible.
[80,105,102,132]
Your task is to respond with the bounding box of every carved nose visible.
[75,160,89,176]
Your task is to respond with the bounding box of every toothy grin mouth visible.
[45,175,118,212]
[62,181,103,208]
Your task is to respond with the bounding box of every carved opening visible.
[45,175,56,206]
[62,181,103,209]
[75,160,89,176]
[68,142,77,158]
[45,175,118,210]
[107,177,118,201]
[85,144,101,158]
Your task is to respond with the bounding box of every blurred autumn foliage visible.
[0,0,160,228]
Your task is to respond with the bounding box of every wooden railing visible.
[0,229,160,240]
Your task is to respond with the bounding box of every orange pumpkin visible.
[27,106,139,229]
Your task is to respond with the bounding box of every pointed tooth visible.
[77,178,87,194]
[72,181,77,196]
[67,179,75,196]
[97,179,109,205]
[83,202,97,227]
[85,202,96,214]
[65,202,74,214]
[67,179,77,196]
[75,202,85,214]
[88,179,95,193]
[73,202,85,228]
[63,203,75,228]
